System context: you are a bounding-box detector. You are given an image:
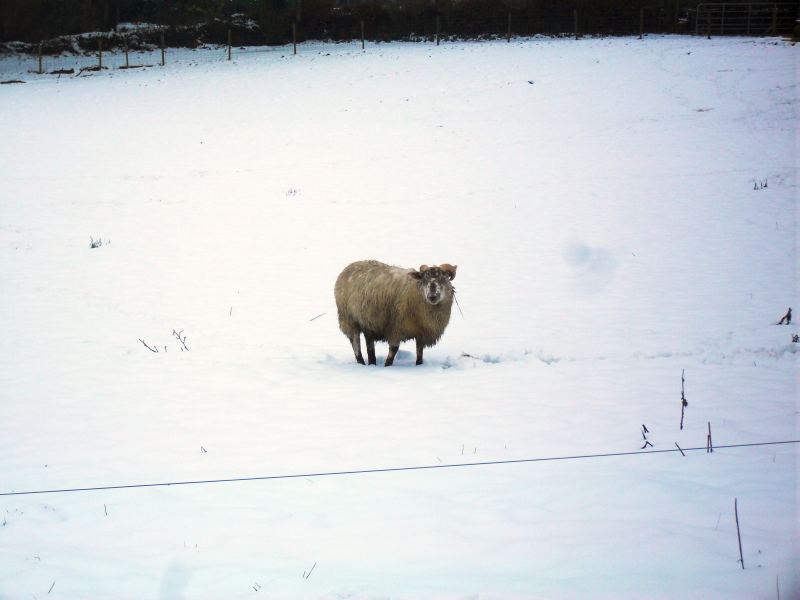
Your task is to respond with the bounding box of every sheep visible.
[334,260,458,366]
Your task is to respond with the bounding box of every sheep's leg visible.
[415,340,424,365]
[384,344,399,367]
[365,336,377,365]
[350,333,365,365]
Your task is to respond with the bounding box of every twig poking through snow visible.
[706,422,713,453]
[48,581,55,594]
[777,308,791,325]
[303,562,317,580]
[675,443,685,456]
[172,329,189,351]
[138,339,159,353]
[641,425,651,448]
[680,369,688,430]
[309,312,326,322]
[453,292,465,319]
[735,498,744,569]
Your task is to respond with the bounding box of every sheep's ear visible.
[440,263,457,281]
[409,270,422,280]
[418,264,430,273]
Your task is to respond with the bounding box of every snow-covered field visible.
[0,36,797,599]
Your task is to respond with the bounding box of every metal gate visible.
[693,3,799,35]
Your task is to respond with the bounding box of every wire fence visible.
[2,2,797,82]
[9,46,241,78]
[1,440,796,498]
[691,2,799,35]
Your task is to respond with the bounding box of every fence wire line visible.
[1,440,796,498]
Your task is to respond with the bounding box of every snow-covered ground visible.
[0,36,797,599]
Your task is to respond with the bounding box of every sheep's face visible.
[411,264,457,306]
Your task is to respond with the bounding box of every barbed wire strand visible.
[1,440,796,498]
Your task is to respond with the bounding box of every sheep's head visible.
[410,264,457,305]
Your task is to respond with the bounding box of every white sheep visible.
[334,260,458,366]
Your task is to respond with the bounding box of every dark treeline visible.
[0,0,769,46]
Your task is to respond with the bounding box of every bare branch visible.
[138,339,159,353]
[172,329,189,351]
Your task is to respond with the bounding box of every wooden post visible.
[746,4,752,35]
[720,4,726,34]
[227,29,232,60]
[125,39,129,68]
[98,37,103,69]
[293,23,297,55]
[639,7,644,39]
[706,10,711,39]
[672,0,678,34]
[436,15,440,45]
[361,20,365,50]
[37,41,43,74]
[507,12,512,42]
[574,9,579,40]
[771,4,778,35]
[160,31,165,66]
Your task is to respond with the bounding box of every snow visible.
[0,36,797,599]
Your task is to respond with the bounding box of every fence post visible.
[361,20,365,50]
[574,9,579,40]
[227,29,232,60]
[125,39,129,68]
[707,10,711,39]
[436,15,440,45]
[98,37,103,70]
[672,0,678,33]
[160,31,165,66]
[37,41,43,74]
[639,7,644,39]
[771,4,778,35]
[507,12,512,42]
[746,4,752,35]
[720,4,726,34]
[293,23,297,55]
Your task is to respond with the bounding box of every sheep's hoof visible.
[356,356,366,365]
